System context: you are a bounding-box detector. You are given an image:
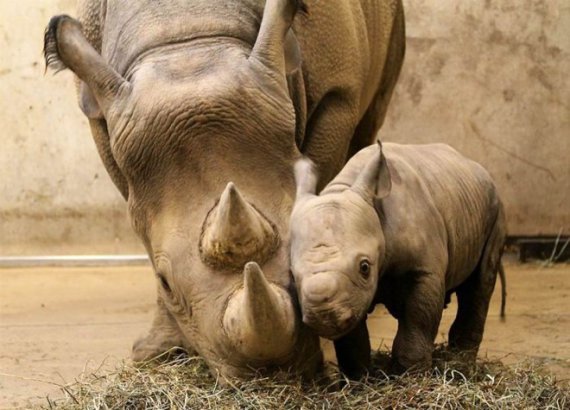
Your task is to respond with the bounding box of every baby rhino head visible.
[290,144,391,340]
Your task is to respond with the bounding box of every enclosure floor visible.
[1,262,569,409]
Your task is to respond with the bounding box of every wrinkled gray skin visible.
[43,0,405,378]
[291,142,506,378]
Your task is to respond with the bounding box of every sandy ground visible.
[0,261,569,409]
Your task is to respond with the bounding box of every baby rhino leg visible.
[334,319,371,379]
[449,212,505,361]
[449,262,503,360]
[391,272,444,374]
[447,270,494,362]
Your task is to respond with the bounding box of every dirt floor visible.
[0,261,569,409]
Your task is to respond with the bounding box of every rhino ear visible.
[44,15,130,116]
[375,140,392,199]
[284,29,302,75]
[78,81,103,119]
[352,140,392,203]
[294,157,318,202]
[250,0,306,78]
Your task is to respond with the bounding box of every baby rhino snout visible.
[300,274,356,339]
[301,275,339,305]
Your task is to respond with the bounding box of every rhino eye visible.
[157,273,172,293]
[359,259,371,278]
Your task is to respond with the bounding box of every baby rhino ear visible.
[351,140,392,203]
[294,157,318,203]
[375,140,392,199]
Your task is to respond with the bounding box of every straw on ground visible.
[46,346,569,410]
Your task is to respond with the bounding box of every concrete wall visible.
[383,0,569,236]
[0,1,568,255]
[0,0,142,255]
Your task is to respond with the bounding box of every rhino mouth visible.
[301,305,358,340]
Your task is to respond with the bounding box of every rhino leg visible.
[302,95,361,188]
[347,1,406,159]
[390,272,444,374]
[132,298,194,362]
[302,0,405,188]
[333,318,371,379]
[447,273,492,362]
[448,209,506,360]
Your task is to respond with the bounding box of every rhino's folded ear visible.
[250,0,306,79]
[351,140,392,203]
[44,15,130,117]
[294,157,318,202]
[375,140,392,199]
[78,81,103,119]
[284,29,302,75]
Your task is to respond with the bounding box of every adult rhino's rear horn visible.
[223,262,297,361]
[250,0,307,77]
[200,182,279,269]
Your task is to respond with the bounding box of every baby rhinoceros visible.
[290,141,506,378]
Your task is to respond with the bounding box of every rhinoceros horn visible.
[351,140,392,203]
[223,262,297,361]
[200,182,279,268]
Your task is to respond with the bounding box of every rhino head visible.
[44,0,322,378]
[290,143,392,340]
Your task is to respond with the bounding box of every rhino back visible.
[84,0,403,112]
[384,143,500,288]
[324,143,500,289]
[99,0,263,75]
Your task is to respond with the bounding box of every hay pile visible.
[46,347,568,409]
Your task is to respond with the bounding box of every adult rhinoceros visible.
[44,0,405,378]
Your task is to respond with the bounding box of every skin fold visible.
[291,142,506,378]
[43,0,405,378]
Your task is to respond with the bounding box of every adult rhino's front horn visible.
[222,262,297,361]
[200,182,279,268]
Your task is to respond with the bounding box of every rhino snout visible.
[301,275,340,304]
[302,305,356,340]
[300,274,358,339]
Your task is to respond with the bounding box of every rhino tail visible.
[498,262,507,321]
[490,202,507,322]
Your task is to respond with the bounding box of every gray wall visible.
[1,1,568,255]
[384,1,569,237]
[0,0,141,254]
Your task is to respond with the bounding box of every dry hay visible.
[45,346,569,410]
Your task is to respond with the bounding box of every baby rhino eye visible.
[359,259,371,278]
